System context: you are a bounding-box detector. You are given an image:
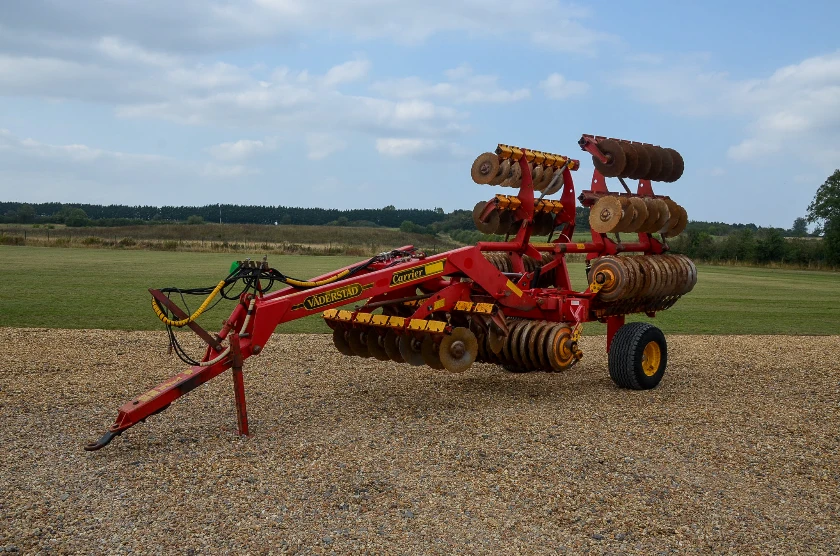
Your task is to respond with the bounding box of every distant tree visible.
[755,229,786,262]
[400,220,418,234]
[790,217,808,237]
[383,205,396,211]
[334,216,349,227]
[808,170,840,263]
[186,215,205,225]
[16,203,35,223]
[434,207,444,214]
[64,208,90,227]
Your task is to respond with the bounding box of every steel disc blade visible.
[630,143,652,179]
[589,196,623,234]
[348,328,371,358]
[332,328,354,356]
[614,197,636,233]
[471,152,500,185]
[628,197,648,233]
[489,159,510,186]
[590,256,628,302]
[642,145,662,181]
[399,335,425,366]
[592,138,626,177]
[421,335,445,370]
[488,323,506,354]
[439,327,478,373]
[652,147,674,182]
[532,321,553,371]
[663,148,684,182]
[366,330,390,361]
[547,324,575,371]
[639,198,660,233]
[384,330,404,362]
[651,199,670,232]
[620,142,639,179]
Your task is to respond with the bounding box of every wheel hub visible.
[641,340,661,376]
[449,340,466,359]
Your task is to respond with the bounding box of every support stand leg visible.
[229,332,249,436]
[606,315,625,353]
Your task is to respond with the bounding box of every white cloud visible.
[375,137,459,158]
[0,1,611,57]
[206,138,277,161]
[305,133,347,160]
[372,65,530,104]
[614,50,840,170]
[539,73,589,99]
[322,59,370,87]
[0,128,255,203]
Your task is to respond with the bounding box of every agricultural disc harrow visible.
[85,135,696,451]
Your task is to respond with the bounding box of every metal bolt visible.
[449,340,466,359]
[253,345,262,354]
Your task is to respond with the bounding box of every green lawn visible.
[4,246,839,335]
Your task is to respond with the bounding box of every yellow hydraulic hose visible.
[283,268,350,288]
[152,279,226,327]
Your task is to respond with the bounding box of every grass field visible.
[5,246,839,334]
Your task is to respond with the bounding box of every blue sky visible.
[1,1,838,228]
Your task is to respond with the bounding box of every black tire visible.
[608,322,667,390]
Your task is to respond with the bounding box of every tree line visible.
[0,202,452,229]
[2,169,838,266]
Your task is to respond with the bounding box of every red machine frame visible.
[86,138,677,451]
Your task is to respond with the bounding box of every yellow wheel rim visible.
[641,340,661,377]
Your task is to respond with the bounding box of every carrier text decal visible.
[293,283,372,311]
[390,259,446,287]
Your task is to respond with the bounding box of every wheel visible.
[608,322,667,390]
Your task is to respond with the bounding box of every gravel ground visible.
[1,328,838,554]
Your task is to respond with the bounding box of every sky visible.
[0,0,838,228]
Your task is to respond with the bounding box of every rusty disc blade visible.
[663,148,684,182]
[651,199,670,232]
[642,145,662,181]
[636,256,657,298]
[488,322,506,354]
[439,327,478,373]
[471,152,500,185]
[532,321,553,371]
[531,165,546,191]
[646,256,667,298]
[420,334,445,370]
[620,142,639,179]
[332,328,354,356]
[589,196,623,234]
[366,330,390,361]
[630,144,652,179]
[628,197,648,233]
[473,201,500,235]
[614,197,637,233]
[489,159,511,186]
[665,204,688,237]
[661,199,681,234]
[383,329,404,362]
[517,320,537,370]
[348,328,371,358]
[590,256,629,302]
[547,324,575,371]
[652,147,674,182]
[593,138,627,177]
[399,335,425,366]
[639,198,660,233]
[509,321,527,369]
